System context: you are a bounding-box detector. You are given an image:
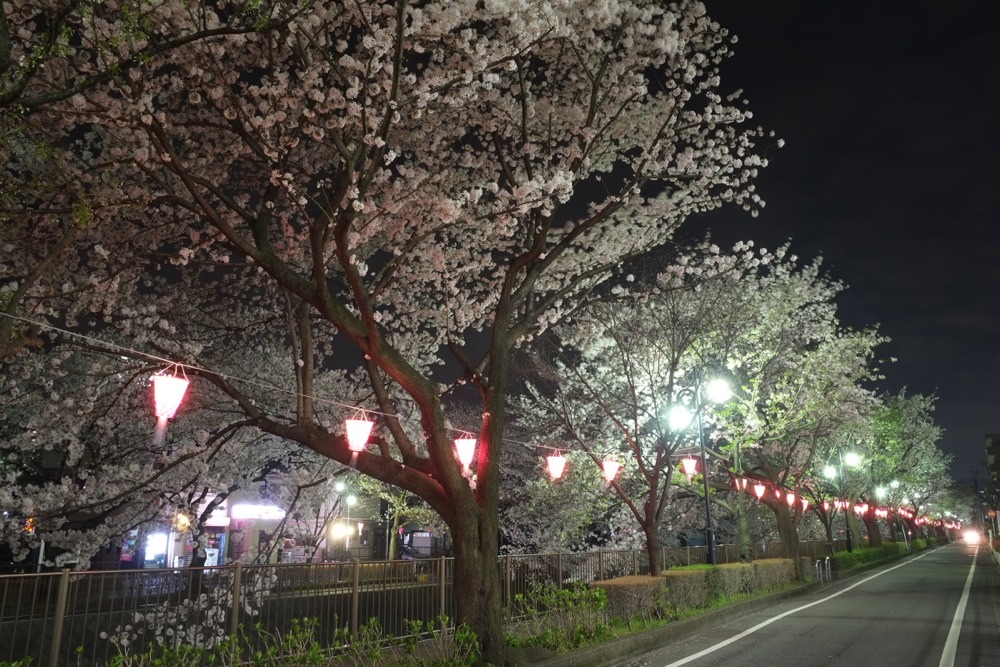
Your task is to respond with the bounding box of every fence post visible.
[597,550,604,581]
[48,569,71,667]
[351,559,361,638]
[556,553,563,589]
[438,557,446,618]
[504,556,511,610]
[230,563,243,638]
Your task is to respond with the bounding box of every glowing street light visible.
[670,377,732,565]
[823,451,860,552]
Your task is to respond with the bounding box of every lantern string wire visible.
[1,311,565,453]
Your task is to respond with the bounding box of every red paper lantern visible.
[681,457,698,478]
[455,437,477,470]
[801,497,810,512]
[547,454,567,480]
[345,418,374,452]
[153,374,189,419]
[753,483,766,499]
[602,459,621,483]
[786,492,796,507]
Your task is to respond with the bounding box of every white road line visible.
[938,545,977,667]
[661,549,939,667]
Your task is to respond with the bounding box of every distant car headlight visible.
[962,530,981,544]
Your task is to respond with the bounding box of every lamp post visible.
[335,482,357,555]
[669,378,732,565]
[823,451,860,552]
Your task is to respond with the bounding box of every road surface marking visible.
[661,549,938,667]
[938,545,977,667]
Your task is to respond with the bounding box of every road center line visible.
[938,545,977,667]
[661,548,939,667]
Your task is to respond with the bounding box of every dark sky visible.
[699,1,1000,483]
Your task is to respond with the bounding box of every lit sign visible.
[230,504,286,521]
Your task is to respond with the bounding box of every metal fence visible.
[1,540,839,666]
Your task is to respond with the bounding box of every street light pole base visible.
[706,527,717,565]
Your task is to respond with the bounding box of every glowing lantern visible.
[801,498,810,512]
[602,459,621,483]
[680,457,698,480]
[153,374,189,419]
[735,477,748,491]
[547,454,567,480]
[823,501,830,511]
[345,417,375,452]
[786,492,796,507]
[455,437,477,472]
[753,483,767,500]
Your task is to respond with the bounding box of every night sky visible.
[700,1,1000,483]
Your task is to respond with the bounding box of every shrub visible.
[404,616,479,667]
[913,538,928,551]
[751,559,794,591]
[660,567,713,616]
[830,550,859,571]
[717,563,755,598]
[589,575,666,621]
[506,584,610,652]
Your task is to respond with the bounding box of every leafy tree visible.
[1,1,774,660]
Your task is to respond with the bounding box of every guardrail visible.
[0,539,845,666]
[815,557,832,583]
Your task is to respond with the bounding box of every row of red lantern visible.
[153,382,936,525]
[546,455,623,483]
[154,380,941,521]
[155,378,620,484]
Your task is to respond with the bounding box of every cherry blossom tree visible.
[2,1,776,659]
[0,0,302,360]
[513,243,788,574]
[716,258,885,568]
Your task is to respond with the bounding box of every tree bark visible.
[862,514,882,548]
[735,492,753,561]
[771,502,803,579]
[644,522,661,575]
[450,507,504,666]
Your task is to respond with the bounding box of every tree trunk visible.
[862,514,882,548]
[644,522,662,575]
[450,504,504,666]
[820,513,834,545]
[735,492,752,561]
[846,512,863,549]
[772,502,803,579]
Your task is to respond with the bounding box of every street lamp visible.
[669,378,732,565]
[822,452,860,552]
[334,482,358,554]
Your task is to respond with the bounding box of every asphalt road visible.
[615,542,1000,667]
